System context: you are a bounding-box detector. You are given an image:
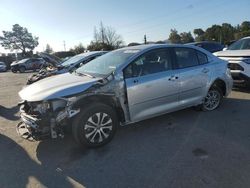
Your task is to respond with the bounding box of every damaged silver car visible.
[17,44,233,147]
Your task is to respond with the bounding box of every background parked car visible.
[187,41,225,53]
[11,58,45,73]
[214,36,250,87]
[27,51,107,84]
[0,62,7,72]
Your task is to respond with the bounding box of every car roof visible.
[116,44,214,56]
[186,41,222,45]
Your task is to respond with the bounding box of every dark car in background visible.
[187,41,224,53]
[0,62,7,72]
[27,51,107,84]
[11,58,45,73]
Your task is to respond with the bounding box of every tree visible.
[204,25,222,42]
[0,24,39,56]
[234,21,250,40]
[70,43,85,54]
[180,32,194,43]
[88,22,124,51]
[241,21,250,31]
[44,44,53,54]
[220,23,235,44]
[193,28,205,41]
[168,29,181,44]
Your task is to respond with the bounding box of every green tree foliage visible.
[180,32,194,43]
[204,25,222,42]
[0,24,39,56]
[70,43,85,54]
[87,22,124,51]
[44,44,53,54]
[168,29,181,44]
[234,21,250,40]
[168,21,249,45]
[193,28,205,41]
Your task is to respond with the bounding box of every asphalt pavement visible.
[1,72,250,188]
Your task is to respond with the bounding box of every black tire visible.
[245,81,250,89]
[201,86,223,111]
[72,103,118,148]
[11,68,17,73]
[19,66,26,73]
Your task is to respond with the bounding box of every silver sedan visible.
[18,44,233,147]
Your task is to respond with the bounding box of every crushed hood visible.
[19,73,99,101]
[214,50,250,57]
[38,52,62,67]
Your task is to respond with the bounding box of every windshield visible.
[75,49,139,77]
[61,55,86,67]
[228,38,250,50]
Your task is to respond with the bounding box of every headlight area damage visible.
[16,97,80,141]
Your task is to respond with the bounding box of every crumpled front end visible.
[17,98,80,141]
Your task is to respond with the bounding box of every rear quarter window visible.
[196,50,208,64]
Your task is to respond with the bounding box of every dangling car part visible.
[27,51,107,85]
[17,44,233,148]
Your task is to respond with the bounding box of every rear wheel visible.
[202,86,223,111]
[72,103,118,148]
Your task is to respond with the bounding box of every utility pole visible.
[144,34,147,44]
[63,40,66,51]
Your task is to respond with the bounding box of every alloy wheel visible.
[84,112,113,144]
[203,90,221,111]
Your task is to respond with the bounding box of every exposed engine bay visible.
[17,97,80,141]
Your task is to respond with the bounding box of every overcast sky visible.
[0,0,249,53]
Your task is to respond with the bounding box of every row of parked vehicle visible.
[16,37,250,148]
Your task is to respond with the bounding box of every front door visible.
[124,48,180,122]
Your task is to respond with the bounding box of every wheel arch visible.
[73,94,126,123]
[209,78,226,96]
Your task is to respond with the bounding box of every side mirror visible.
[223,47,228,51]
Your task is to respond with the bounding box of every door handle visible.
[168,75,178,81]
[202,68,209,73]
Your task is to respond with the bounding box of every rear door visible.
[124,48,180,122]
[173,47,211,107]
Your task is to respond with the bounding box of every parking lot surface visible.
[1,72,250,188]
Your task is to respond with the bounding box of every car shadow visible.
[35,107,201,187]
[34,97,250,187]
[0,134,73,188]
[0,105,19,121]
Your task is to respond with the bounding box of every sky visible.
[0,0,249,53]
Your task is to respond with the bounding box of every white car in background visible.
[214,37,250,86]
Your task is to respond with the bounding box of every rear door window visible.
[174,48,199,69]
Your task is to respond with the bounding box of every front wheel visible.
[202,86,223,111]
[72,103,118,148]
